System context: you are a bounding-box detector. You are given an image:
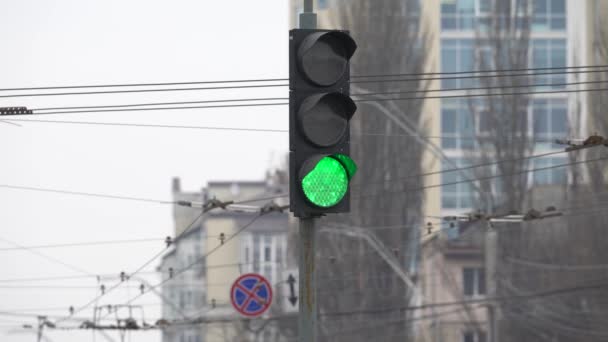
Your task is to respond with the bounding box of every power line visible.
[1,64,604,93]
[351,64,608,79]
[353,154,608,199]
[2,86,606,123]
[0,184,175,204]
[2,118,289,133]
[0,84,289,99]
[0,272,156,283]
[354,86,608,103]
[0,78,288,92]
[321,282,608,317]
[98,212,268,322]
[350,149,573,189]
[0,260,270,283]
[350,68,608,84]
[53,210,205,324]
[0,233,235,252]
[0,238,163,251]
[352,79,608,97]
[0,237,94,277]
[12,80,600,114]
[31,97,288,112]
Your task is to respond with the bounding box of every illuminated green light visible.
[301,156,349,208]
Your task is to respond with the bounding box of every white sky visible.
[0,1,289,341]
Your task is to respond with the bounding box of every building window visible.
[242,233,287,285]
[441,39,475,88]
[441,99,475,150]
[463,267,486,296]
[531,39,567,87]
[532,0,566,31]
[463,330,487,342]
[533,98,568,148]
[533,157,567,185]
[317,0,328,10]
[442,158,476,210]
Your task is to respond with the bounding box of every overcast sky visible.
[0,1,288,341]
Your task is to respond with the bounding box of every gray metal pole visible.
[299,217,317,342]
[299,0,317,29]
[298,3,317,341]
[485,224,498,342]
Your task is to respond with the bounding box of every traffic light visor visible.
[297,31,357,87]
[298,93,357,147]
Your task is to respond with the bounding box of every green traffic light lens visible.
[301,156,349,208]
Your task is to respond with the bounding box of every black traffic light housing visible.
[289,29,357,218]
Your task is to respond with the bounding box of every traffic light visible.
[289,29,358,218]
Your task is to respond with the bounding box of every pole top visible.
[299,12,317,29]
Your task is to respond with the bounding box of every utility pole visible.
[298,2,317,342]
[485,223,498,342]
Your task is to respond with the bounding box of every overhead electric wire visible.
[0,237,94,277]
[9,102,289,115]
[0,184,175,204]
[2,79,597,117]
[31,97,289,112]
[504,256,608,271]
[0,84,289,99]
[351,148,573,189]
[0,64,604,93]
[0,238,164,251]
[321,282,608,317]
[0,78,288,92]
[350,68,608,84]
[1,119,289,133]
[0,260,270,283]
[97,213,266,322]
[2,86,606,125]
[351,64,608,79]
[354,86,608,104]
[351,79,608,97]
[0,233,234,251]
[53,210,205,324]
[353,154,608,200]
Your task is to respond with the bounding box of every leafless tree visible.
[493,3,608,342]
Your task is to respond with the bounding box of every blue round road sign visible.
[230,273,273,317]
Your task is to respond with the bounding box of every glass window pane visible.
[479,0,491,13]
[551,17,566,30]
[551,108,567,134]
[442,137,457,149]
[534,108,549,134]
[441,2,457,14]
[442,195,457,209]
[463,268,474,296]
[463,332,475,342]
[442,17,457,30]
[534,0,547,14]
[551,0,565,14]
[532,18,548,31]
[442,50,458,72]
[478,268,486,294]
[458,0,475,13]
[533,47,547,68]
[442,109,457,133]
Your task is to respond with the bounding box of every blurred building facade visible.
[159,171,290,342]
